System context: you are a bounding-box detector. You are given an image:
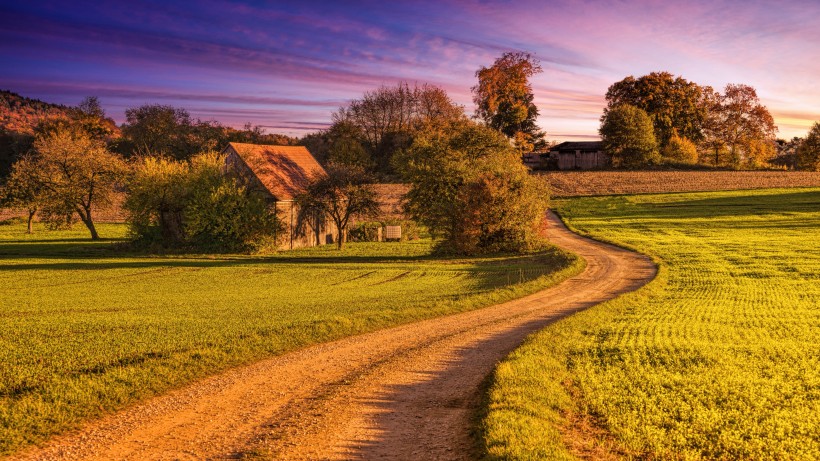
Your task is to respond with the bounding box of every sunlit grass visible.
[483,188,820,460]
[0,221,582,455]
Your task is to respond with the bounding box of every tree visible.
[472,52,546,152]
[716,84,777,168]
[797,122,820,171]
[331,82,464,175]
[604,72,710,147]
[1,154,44,233]
[295,163,380,250]
[120,104,220,160]
[662,132,699,165]
[397,119,549,255]
[599,104,660,167]
[22,126,126,239]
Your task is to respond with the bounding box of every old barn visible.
[222,142,337,249]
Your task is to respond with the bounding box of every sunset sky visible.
[1,0,818,141]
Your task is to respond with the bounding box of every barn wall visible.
[275,201,339,250]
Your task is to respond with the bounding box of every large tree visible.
[20,126,126,239]
[715,84,777,168]
[329,83,464,175]
[797,122,820,171]
[472,52,546,153]
[605,71,710,147]
[396,119,549,255]
[600,104,660,167]
[295,162,380,250]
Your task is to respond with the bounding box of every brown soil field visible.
[539,170,820,197]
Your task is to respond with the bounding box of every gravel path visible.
[12,212,656,461]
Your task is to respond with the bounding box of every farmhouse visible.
[222,142,337,249]
[548,141,608,170]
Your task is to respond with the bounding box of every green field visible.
[0,221,581,455]
[483,188,820,460]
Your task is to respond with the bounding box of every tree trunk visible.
[78,206,100,240]
[26,209,36,234]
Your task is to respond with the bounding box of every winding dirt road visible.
[14,212,656,461]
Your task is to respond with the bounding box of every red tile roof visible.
[225,143,326,201]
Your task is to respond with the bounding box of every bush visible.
[124,152,284,251]
[397,120,549,255]
[662,133,699,164]
[348,221,382,242]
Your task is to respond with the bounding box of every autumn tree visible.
[605,72,710,148]
[396,119,549,255]
[330,83,464,175]
[0,154,44,233]
[21,126,126,239]
[600,104,660,167]
[797,122,820,171]
[295,163,380,250]
[472,52,546,153]
[714,84,777,168]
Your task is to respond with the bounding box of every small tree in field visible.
[797,122,820,171]
[296,163,380,250]
[18,126,126,239]
[600,104,660,167]
[1,154,44,233]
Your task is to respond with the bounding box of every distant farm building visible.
[222,142,337,249]
[524,141,609,170]
[550,141,608,170]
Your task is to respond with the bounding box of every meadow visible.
[0,221,581,456]
[483,188,820,460]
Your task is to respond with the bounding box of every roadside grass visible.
[482,188,820,460]
[0,222,583,456]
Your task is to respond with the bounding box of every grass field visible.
[0,221,582,456]
[483,188,820,460]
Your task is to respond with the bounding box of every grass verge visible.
[482,188,820,460]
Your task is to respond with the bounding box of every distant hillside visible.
[0,90,72,135]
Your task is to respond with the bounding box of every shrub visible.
[124,152,283,251]
[662,133,699,164]
[397,120,550,255]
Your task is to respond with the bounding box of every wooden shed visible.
[222,142,337,249]
[548,141,609,170]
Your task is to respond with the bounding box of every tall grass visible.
[483,188,820,460]
[0,222,581,456]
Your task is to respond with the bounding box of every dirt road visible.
[14,212,656,461]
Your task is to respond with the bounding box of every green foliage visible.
[599,104,660,167]
[797,122,820,171]
[0,224,581,456]
[398,120,550,255]
[124,153,282,251]
[483,188,820,460]
[605,71,709,147]
[661,132,699,164]
[472,52,546,152]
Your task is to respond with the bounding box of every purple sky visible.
[1,0,818,141]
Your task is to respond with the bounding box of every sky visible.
[1,0,818,141]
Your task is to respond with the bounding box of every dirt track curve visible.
[13,212,656,461]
